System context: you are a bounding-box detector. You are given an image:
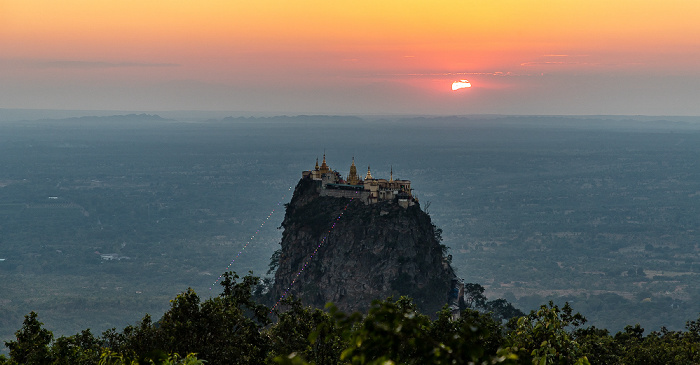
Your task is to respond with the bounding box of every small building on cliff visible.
[302,154,417,208]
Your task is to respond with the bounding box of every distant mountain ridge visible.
[214,115,366,123]
[21,113,171,124]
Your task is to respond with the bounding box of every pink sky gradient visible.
[2,1,700,115]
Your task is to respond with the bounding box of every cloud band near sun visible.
[25,60,180,69]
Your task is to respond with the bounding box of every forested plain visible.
[4,272,700,364]
[1,113,700,356]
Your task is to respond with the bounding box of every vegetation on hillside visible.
[3,272,700,365]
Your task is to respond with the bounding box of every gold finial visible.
[390,165,393,182]
[320,152,329,173]
[365,165,373,180]
[315,157,319,171]
[347,156,359,185]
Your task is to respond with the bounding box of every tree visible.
[91,271,271,364]
[485,298,525,323]
[463,283,487,309]
[119,314,165,361]
[429,306,513,364]
[268,297,345,364]
[50,329,102,365]
[5,311,54,365]
[155,272,271,364]
[335,297,515,365]
[157,288,205,355]
[505,302,589,365]
[97,350,204,365]
[573,327,619,365]
[610,323,700,365]
[337,297,435,364]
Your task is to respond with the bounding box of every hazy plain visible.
[2,112,700,352]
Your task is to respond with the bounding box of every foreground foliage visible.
[2,273,700,364]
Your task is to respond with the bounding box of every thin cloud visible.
[27,60,179,69]
[520,61,586,66]
[378,71,530,77]
[521,54,593,67]
[542,54,584,57]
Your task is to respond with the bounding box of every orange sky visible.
[2,0,700,114]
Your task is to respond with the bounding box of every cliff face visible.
[269,178,455,315]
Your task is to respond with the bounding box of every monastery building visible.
[302,154,416,208]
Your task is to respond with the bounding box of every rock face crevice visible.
[269,178,455,315]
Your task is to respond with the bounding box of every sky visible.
[2,0,700,116]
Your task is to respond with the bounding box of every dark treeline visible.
[3,272,700,365]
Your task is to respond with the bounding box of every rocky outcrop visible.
[269,177,455,315]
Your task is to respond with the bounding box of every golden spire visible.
[365,165,373,180]
[347,156,359,185]
[320,152,330,173]
[390,165,393,182]
[315,157,319,171]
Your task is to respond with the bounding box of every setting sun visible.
[451,80,472,91]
